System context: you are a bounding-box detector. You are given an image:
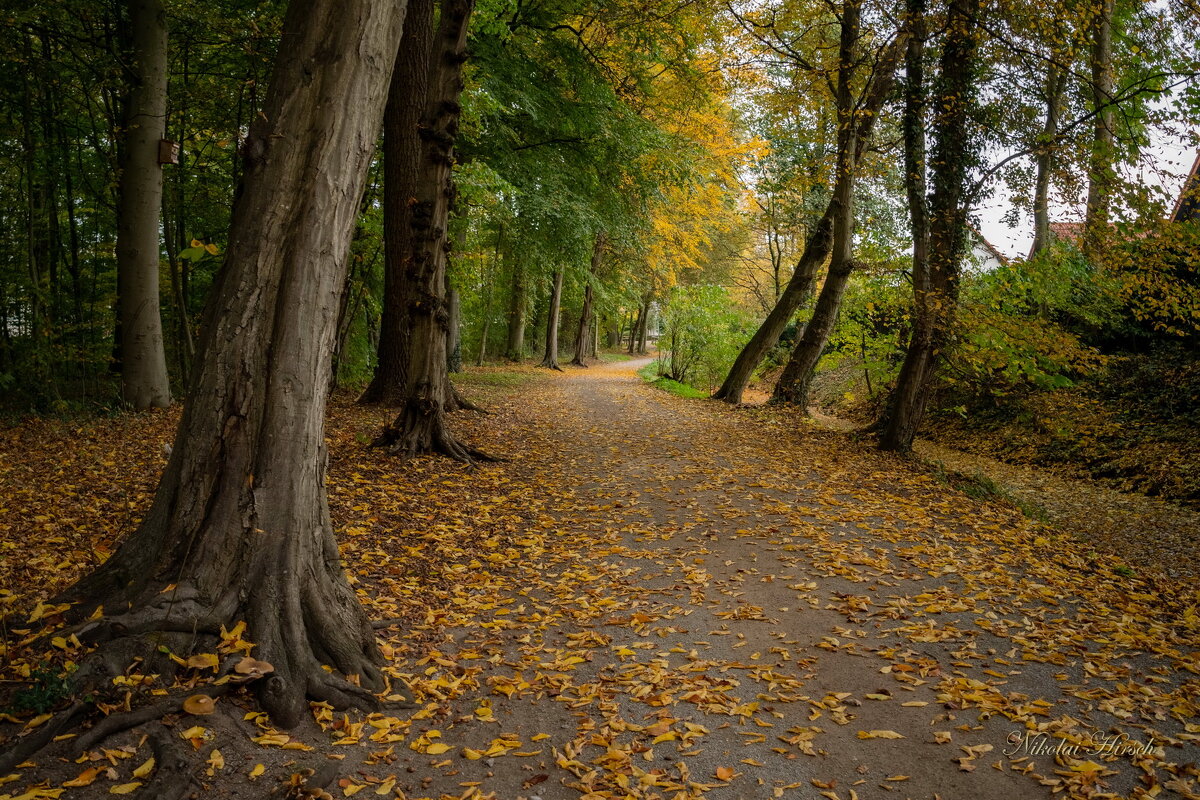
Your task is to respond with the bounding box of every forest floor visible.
[1,357,1199,800]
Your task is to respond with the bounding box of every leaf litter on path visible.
[1,358,1198,799]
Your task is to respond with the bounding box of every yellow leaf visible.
[857,730,905,740]
[425,743,453,755]
[206,750,224,771]
[185,653,219,670]
[131,758,155,779]
[110,783,142,794]
[204,243,219,255]
[462,748,484,760]
[190,238,203,248]
[715,766,735,781]
[63,767,101,787]
[249,764,266,780]
[375,777,396,795]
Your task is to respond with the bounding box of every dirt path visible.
[386,358,1199,800]
[5,359,1197,800]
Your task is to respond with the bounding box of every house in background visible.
[965,225,1009,272]
[1171,150,1200,223]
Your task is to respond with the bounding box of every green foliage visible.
[638,361,709,398]
[948,247,1113,397]
[5,665,75,715]
[660,284,752,391]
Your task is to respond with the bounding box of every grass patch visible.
[638,361,709,399]
[599,351,634,362]
[929,460,1049,522]
[453,368,540,388]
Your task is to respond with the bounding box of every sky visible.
[974,110,1198,259]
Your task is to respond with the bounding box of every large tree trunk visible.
[504,257,526,361]
[358,0,435,406]
[771,0,861,409]
[1084,0,1114,261]
[59,0,408,729]
[713,26,905,405]
[115,0,171,409]
[540,269,564,370]
[879,0,979,451]
[1030,62,1063,258]
[372,0,487,461]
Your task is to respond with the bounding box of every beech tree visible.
[114,0,172,409]
[358,0,435,406]
[372,0,490,461]
[49,0,408,731]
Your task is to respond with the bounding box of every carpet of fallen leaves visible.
[1,357,1199,800]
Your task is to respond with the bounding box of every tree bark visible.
[358,0,435,405]
[626,304,643,354]
[372,0,487,460]
[636,297,650,354]
[447,287,462,373]
[1084,0,1114,261]
[879,0,979,451]
[540,269,564,370]
[504,257,526,361]
[570,235,604,366]
[115,0,171,409]
[771,0,861,409]
[713,26,905,405]
[59,0,408,728]
[571,283,594,367]
[1030,62,1062,257]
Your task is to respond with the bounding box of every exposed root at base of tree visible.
[539,361,564,372]
[445,381,486,413]
[372,399,500,464]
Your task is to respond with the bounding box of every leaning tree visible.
[26,0,409,738]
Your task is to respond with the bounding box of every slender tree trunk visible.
[115,0,172,409]
[1030,63,1062,257]
[447,287,462,373]
[879,0,979,451]
[373,0,488,460]
[58,0,408,729]
[504,256,526,361]
[570,235,603,366]
[571,283,594,366]
[359,0,434,405]
[637,297,650,354]
[540,269,564,370]
[713,27,905,404]
[475,225,502,366]
[772,0,861,409]
[626,305,642,354]
[1084,0,1114,261]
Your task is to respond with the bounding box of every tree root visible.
[371,404,502,465]
[0,702,87,775]
[141,727,197,800]
[75,682,236,753]
[445,381,485,413]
